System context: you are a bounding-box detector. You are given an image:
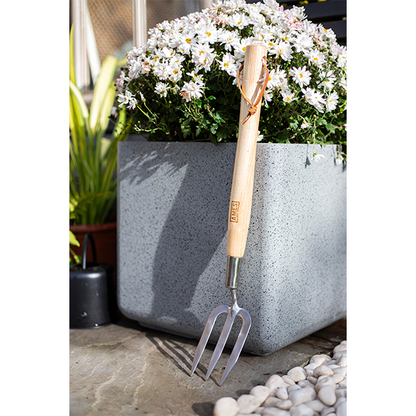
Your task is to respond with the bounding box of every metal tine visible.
[205,312,234,381]
[190,304,228,376]
[220,309,251,386]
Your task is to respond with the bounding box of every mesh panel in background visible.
[86,0,202,64]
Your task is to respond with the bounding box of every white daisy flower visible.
[257,131,264,142]
[326,91,339,111]
[290,66,311,87]
[228,12,250,29]
[217,53,238,77]
[313,153,325,162]
[180,80,204,102]
[281,89,297,103]
[155,82,169,97]
[295,33,313,52]
[218,29,240,51]
[309,49,326,68]
[303,87,325,112]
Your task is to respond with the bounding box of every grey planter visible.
[117,142,346,355]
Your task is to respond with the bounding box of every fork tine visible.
[190,304,228,376]
[220,309,251,385]
[205,312,234,381]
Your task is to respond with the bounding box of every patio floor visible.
[70,316,346,415]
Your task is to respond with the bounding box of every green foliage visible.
[69,26,134,225]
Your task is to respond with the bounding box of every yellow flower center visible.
[186,38,192,44]
[224,62,229,67]
[242,46,246,51]
[286,97,291,101]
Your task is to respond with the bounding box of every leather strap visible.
[237,59,269,125]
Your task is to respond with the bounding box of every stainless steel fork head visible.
[190,289,251,385]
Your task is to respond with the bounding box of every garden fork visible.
[190,44,269,385]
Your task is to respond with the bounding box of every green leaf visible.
[89,55,118,136]
[326,123,336,133]
[289,118,298,129]
[69,26,76,86]
[70,231,80,247]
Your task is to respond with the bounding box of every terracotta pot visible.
[70,222,117,272]
[70,222,120,322]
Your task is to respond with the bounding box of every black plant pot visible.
[70,233,112,329]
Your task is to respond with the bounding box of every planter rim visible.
[70,221,117,233]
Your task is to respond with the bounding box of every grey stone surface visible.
[70,317,346,416]
[117,142,346,355]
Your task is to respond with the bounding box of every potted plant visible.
[69,25,134,272]
[114,0,347,354]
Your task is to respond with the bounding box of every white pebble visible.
[327,364,339,370]
[321,407,335,416]
[304,363,318,372]
[333,343,346,353]
[287,385,301,393]
[335,388,347,399]
[261,408,290,416]
[332,366,347,379]
[287,367,307,382]
[309,354,331,366]
[289,404,314,416]
[237,414,261,416]
[306,376,317,385]
[306,399,328,412]
[334,396,346,410]
[214,397,239,416]
[336,354,347,367]
[237,394,262,414]
[262,397,281,408]
[276,387,289,400]
[288,387,316,407]
[250,386,271,404]
[338,377,347,388]
[331,373,344,384]
[265,375,285,394]
[336,400,347,416]
[313,365,334,378]
[333,350,347,360]
[282,376,295,386]
[316,376,336,392]
[318,386,337,406]
[276,400,292,410]
[297,380,313,388]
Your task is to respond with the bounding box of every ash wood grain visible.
[227,44,268,258]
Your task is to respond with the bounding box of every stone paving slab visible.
[70,318,346,416]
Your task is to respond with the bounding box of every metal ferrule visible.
[226,256,241,289]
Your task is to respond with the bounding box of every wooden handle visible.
[227,44,268,258]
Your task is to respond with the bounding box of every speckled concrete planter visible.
[117,142,346,355]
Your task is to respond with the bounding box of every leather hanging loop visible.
[237,58,269,125]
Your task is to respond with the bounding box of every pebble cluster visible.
[214,341,347,416]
